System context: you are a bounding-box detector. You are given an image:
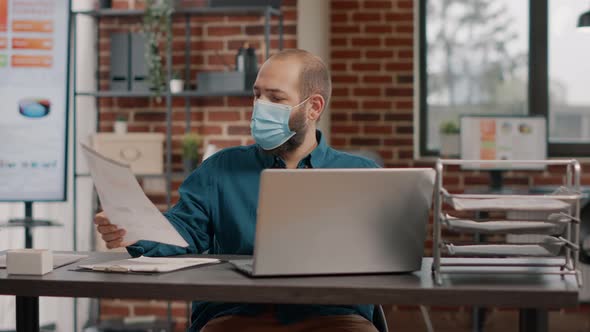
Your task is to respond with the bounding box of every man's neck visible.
[282,129,317,169]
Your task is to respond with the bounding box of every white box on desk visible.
[7,249,53,275]
[91,133,165,174]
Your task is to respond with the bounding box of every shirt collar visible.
[309,130,329,168]
[257,130,330,169]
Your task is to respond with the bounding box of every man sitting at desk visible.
[95,49,380,332]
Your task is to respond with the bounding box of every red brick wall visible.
[97,0,590,331]
[330,0,414,166]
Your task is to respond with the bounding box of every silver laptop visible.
[230,168,436,277]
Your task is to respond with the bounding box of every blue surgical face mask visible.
[250,97,310,150]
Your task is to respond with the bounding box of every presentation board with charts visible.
[0,0,70,201]
[460,116,547,170]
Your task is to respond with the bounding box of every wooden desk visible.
[0,252,579,332]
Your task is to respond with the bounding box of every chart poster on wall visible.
[460,116,547,170]
[0,0,70,201]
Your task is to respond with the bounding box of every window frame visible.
[416,0,590,158]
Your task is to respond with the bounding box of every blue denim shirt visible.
[127,131,379,331]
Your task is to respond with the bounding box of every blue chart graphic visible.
[18,98,51,118]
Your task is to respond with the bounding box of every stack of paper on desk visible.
[78,256,220,273]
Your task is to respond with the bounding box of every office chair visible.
[373,305,434,332]
[579,203,590,264]
[373,305,389,332]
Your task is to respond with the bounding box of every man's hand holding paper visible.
[81,143,188,248]
[94,211,130,249]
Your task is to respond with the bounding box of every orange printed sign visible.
[12,38,53,50]
[0,0,7,32]
[479,119,497,160]
[11,55,53,68]
[480,148,496,160]
[12,20,53,33]
[479,119,496,141]
[0,37,6,49]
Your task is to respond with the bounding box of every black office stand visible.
[16,296,39,332]
[2,202,63,249]
[24,201,33,249]
[489,170,504,192]
[17,202,40,332]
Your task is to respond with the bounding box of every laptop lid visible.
[251,168,436,276]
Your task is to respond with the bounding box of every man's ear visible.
[307,94,325,121]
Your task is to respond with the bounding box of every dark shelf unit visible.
[70,6,282,331]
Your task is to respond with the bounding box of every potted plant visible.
[114,114,128,134]
[143,0,173,100]
[439,120,460,157]
[182,133,202,173]
[169,70,184,94]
